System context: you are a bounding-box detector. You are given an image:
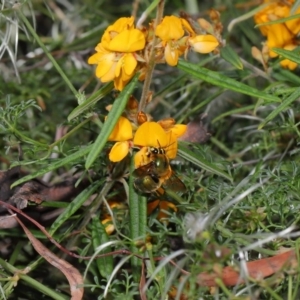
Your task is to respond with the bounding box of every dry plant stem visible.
[15,5,78,98]
[138,0,165,112]
[132,0,140,19]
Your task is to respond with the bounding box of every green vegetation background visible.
[1,0,300,299]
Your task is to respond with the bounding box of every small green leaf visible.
[85,74,139,169]
[272,47,300,65]
[128,157,144,282]
[212,104,256,123]
[92,215,113,279]
[178,143,233,182]
[272,68,300,85]
[177,60,281,103]
[11,145,93,188]
[258,87,300,129]
[220,45,243,70]
[255,13,300,27]
[68,82,114,121]
[49,181,104,235]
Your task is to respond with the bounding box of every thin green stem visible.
[16,6,79,98]
[63,181,114,257]
[138,0,164,112]
[3,118,48,148]
[0,257,66,300]
[49,117,92,149]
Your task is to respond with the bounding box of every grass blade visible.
[177,60,280,103]
[68,82,114,121]
[178,143,232,182]
[258,87,300,129]
[85,75,139,169]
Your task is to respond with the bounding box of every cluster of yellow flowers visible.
[254,0,300,70]
[88,15,219,91]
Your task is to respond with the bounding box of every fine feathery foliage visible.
[1,1,300,299]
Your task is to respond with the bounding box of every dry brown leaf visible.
[0,214,18,228]
[139,261,147,300]
[197,249,296,287]
[179,119,210,144]
[16,216,84,299]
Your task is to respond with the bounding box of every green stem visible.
[138,0,164,112]
[3,118,48,148]
[128,157,147,281]
[62,181,114,257]
[49,117,92,149]
[16,6,79,98]
[0,257,66,300]
[138,195,147,239]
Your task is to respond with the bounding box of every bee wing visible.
[133,162,154,177]
[162,172,186,192]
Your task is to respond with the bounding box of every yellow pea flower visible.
[155,16,188,66]
[155,16,185,41]
[266,23,294,58]
[108,116,133,162]
[188,35,219,53]
[88,17,146,90]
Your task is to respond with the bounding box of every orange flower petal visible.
[109,16,135,33]
[181,18,195,35]
[114,75,131,91]
[286,7,300,35]
[155,16,184,41]
[147,200,160,215]
[134,122,168,148]
[165,131,177,159]
[189,35,219,53]
[171,124,187,137]
[164,42,179,66]
[123,53,138,76]
[101,17,135,49]
[134,147,149,168]
[267,24,293,57]
[157,200,177,220]
[109,141,130,162]
[108,29,146,52]
[108,116,133,141]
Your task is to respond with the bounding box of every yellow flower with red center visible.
[88,17,146,90]
[155,15,219,66]
[254,0,299,70]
